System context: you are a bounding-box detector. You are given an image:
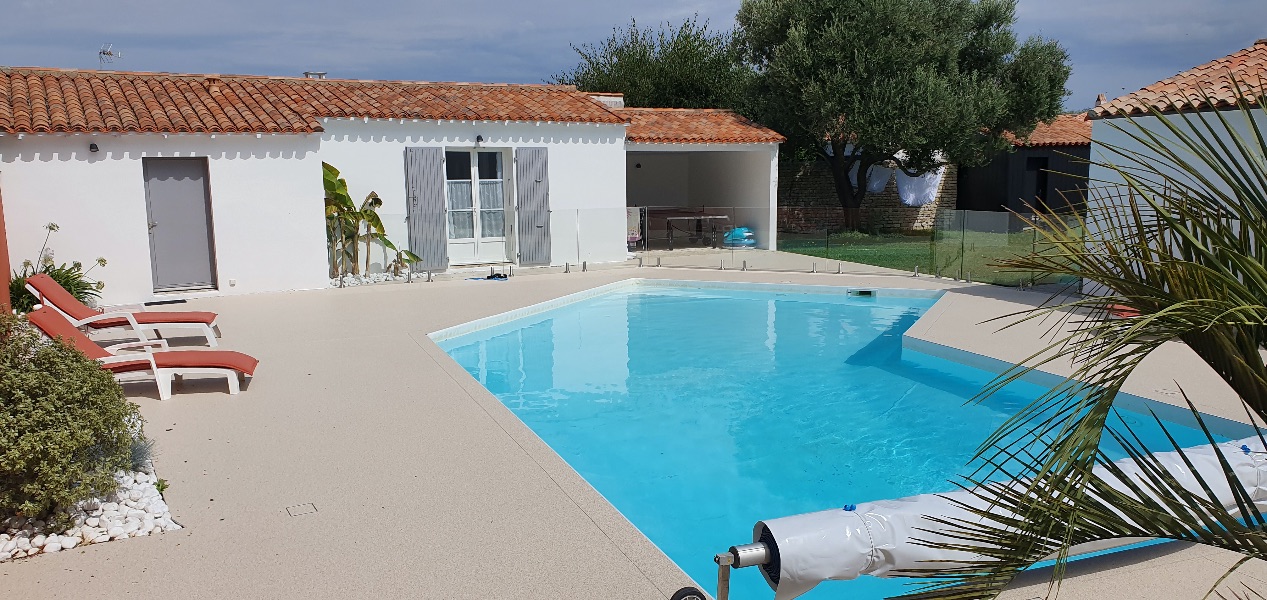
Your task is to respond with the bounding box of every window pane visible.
[478,180,504,210]
[480,210,505,238]
[448,211,474,239]
[445,151,471,181]
[446,181,472,210]
[477,151,502,180]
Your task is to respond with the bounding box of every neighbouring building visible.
[957,112,1091,214]
[1090,39,1267,210]
[0,68,781,305]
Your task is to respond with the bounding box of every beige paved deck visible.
[1,252,1262,598]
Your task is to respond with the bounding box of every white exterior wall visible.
[0,133,325,306]
[627,153,689,207]
[1086,109,1267,296]
[317,119,628,269]
[1089,109,1267,200]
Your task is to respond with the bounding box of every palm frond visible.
[896,82,1267,598]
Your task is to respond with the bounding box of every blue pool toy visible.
[724,227,757,248]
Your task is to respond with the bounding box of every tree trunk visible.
[825,147,870,231]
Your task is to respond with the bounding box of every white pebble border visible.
[0,466,180,562]
[328,272,418,287]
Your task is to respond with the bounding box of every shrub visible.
[7,222,107,313]
[0,312,142,523]
[9,261,105,313]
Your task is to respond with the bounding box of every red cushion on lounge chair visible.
[26,306,111,360]
[87,311,218,329]
[151,350,259,376]
[104,360,157,374]
[1107,304,1141,318]
[27,273,219,330]
[28,308,257,376]
[25,273,99,321]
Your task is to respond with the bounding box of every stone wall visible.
[777,160,957,232]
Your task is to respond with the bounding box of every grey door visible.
[404,147,449,271]
[514,147,551,266]
[142,158,217,291]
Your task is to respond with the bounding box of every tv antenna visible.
[98,44,122,67]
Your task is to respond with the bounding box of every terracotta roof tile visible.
[1096,40,1267,117]
[619,107,784,144]
[0,67,626,134]
[1007,112,1091,146]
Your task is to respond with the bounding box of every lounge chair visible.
[25,273,221,347]
[27,306,258,400]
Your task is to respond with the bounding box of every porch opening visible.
[625,150,774,251]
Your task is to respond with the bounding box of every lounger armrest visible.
[105,339,170,353]
[98,354,157,369]
[75,310,142,329]
[74,311,150,341]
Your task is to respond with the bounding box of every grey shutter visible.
[514,147,551,266]
[404,147,448,271]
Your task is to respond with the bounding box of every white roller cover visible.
[753,436,1267,600]
[895,166,945,207]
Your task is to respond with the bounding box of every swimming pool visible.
[435,280,1249,599]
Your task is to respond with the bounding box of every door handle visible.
[148,221,158,230]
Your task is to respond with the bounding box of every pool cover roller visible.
[741,436,1267,600]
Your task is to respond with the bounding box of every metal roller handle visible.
[712,542,771,600]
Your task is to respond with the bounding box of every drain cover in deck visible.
[285,503,318,517]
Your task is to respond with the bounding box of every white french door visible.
[445,150,509,265]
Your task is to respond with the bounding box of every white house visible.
[1089,39,1267,203]
[0,68,781,305]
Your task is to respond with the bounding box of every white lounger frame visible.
[27,282,221,347]
[98,343,248,400]
[44,328,245,401]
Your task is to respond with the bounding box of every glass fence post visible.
[1031,223,1038,289]
[958,210,966,281]
[930,219,937,276]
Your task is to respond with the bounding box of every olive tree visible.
[737,0,1070,225]
[552,16,751,110]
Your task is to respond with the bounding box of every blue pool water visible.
[437,283,1247,600]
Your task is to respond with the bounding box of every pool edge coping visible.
[412,334,701,598]
[428,278,945,342]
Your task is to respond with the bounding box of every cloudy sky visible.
[3,0,1264,110]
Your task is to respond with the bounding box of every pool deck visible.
[2,251,1264,598]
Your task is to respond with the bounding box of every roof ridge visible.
[616,107,738,113]
[0,67,628,134]
[0,66,581,91]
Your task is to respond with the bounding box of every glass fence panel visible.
[778,210,935,273]
[959,210,1027,286]
[575,208,632,264]
[633,206,745,250]
[367,204,1086,287]
[1029,212,1085,289]
[930,209,965,279]
[776,208,1085,287]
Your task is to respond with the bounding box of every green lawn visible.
[780,230,1075,287]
